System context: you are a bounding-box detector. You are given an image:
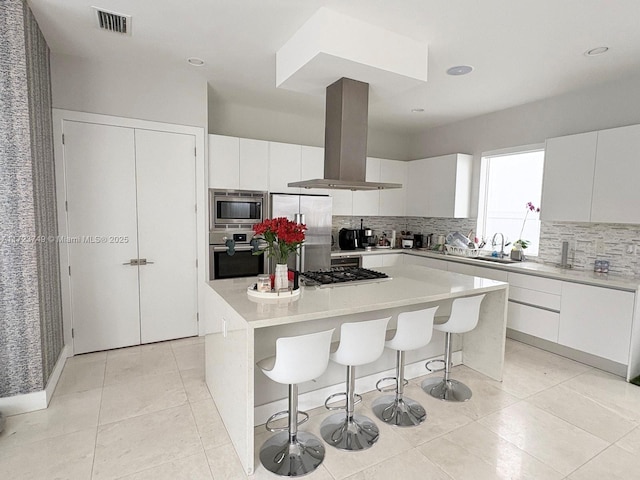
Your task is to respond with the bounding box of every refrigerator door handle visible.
[295,213,306,272]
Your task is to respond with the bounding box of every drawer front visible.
[406,255,448,271]
[447,262,476,276]
[507,301,560,342]
[509,286,561,311]
[474,266,509,282]
[508,272,562,294]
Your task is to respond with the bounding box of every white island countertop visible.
[207,264,507,329]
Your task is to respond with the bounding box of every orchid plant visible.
[513,202,540,250]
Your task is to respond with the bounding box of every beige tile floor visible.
[3,338,640,479]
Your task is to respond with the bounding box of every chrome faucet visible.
[491,233,505,258]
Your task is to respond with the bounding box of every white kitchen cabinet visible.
[352,157,381,216]
[382,253,404,266]
[507,273,561,342]
[209,134,240,189]
[269,141,301,194]
[379,159,407,216]
[301,145,329,196]
[239,138,269,191]
[472,265,509,282]
[208,135,268,191]
[406,154,472,217]
[404,254,448,271]
[361,255,384,269]
[64,121,198,354]
[541,132,597,222]
[447,262,476,276]
[558,282,634,364]
[591,124,640,224]
[331,190,353,215]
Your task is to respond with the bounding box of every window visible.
[477,146,545,256]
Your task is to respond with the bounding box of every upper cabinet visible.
[208,135,268,191]
[268,141,301,194]
[239,138,269,191]
[300,146,329,196]
[379,159,407,216]
[541,123,640,224]
[352,157,381,216]
[591,124,640,224]
[541,132,597,222]
[406,154,472,218]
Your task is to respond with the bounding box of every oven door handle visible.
[211,245,260,253]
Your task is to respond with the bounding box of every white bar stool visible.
[372,306,439,427]
[257,329,335,477]
[421,294,486,402]
[320,317,390,451]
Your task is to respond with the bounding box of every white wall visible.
[410,71,640,159]
[208,86,413,161]
[51,53,208,128]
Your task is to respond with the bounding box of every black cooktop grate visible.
[301,267,389,285]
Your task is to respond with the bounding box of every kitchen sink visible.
[474,256,520,264]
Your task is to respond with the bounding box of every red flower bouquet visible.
[252,217,307,264]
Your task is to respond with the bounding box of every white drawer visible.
[508,272,562,294]
[509,286,561,311]
[507,301,560,342]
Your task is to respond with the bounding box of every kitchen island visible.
[204,264,508,475]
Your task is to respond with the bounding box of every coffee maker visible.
[361,228,376,250]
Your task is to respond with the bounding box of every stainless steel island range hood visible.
[288,77,402,191]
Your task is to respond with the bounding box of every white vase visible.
[274,263,289,291]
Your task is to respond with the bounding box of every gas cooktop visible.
[301,267,390,287]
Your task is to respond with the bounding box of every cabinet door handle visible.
[138,258,155,265]
[123,259,139,266]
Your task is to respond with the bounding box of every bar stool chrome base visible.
[259,431,325,477]
[372,395,426,427]
[421,378,472,402]
[320,413,379,451]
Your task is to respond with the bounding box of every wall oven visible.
[209,230,266,280]
[209,189,265,230]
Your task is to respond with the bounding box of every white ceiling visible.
[27,0,640,133]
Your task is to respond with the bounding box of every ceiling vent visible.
[93,7,132,35]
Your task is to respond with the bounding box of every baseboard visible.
[254,351,462,426]
[0,344,71,417]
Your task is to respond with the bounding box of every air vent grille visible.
[93,7,131,35]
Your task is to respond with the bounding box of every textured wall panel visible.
[24,1,63,385]
[0,0,62,397]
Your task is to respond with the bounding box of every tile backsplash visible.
[333,216,640,278]
[538,221,640,277]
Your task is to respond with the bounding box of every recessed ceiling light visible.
[411,108,425,113]
[585,47,609,57]
[187,57,205,66]
[446,65,473,76]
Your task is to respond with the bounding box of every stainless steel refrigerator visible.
[270,193,332,272]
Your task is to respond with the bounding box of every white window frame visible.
[477,143,545,255]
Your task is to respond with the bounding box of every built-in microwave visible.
[209,189,266,230]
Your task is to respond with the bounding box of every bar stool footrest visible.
[425,358,446,372]
[324,392,362,411]
[375,376,409,393]
[265,409,309,433]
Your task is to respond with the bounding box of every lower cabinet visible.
[558,282,634,364]
[405,254,448,270]
[361,253,404,269]
[361,255,384,269]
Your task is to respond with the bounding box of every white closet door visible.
[135,129,198,343]
[63,121,140,354]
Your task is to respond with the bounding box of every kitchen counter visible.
[204,265,508,475]
[332,248,640,292]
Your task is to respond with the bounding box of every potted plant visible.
[511,202,540,261]
[252,217,306,291]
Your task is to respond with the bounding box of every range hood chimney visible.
[288,78,402,191]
